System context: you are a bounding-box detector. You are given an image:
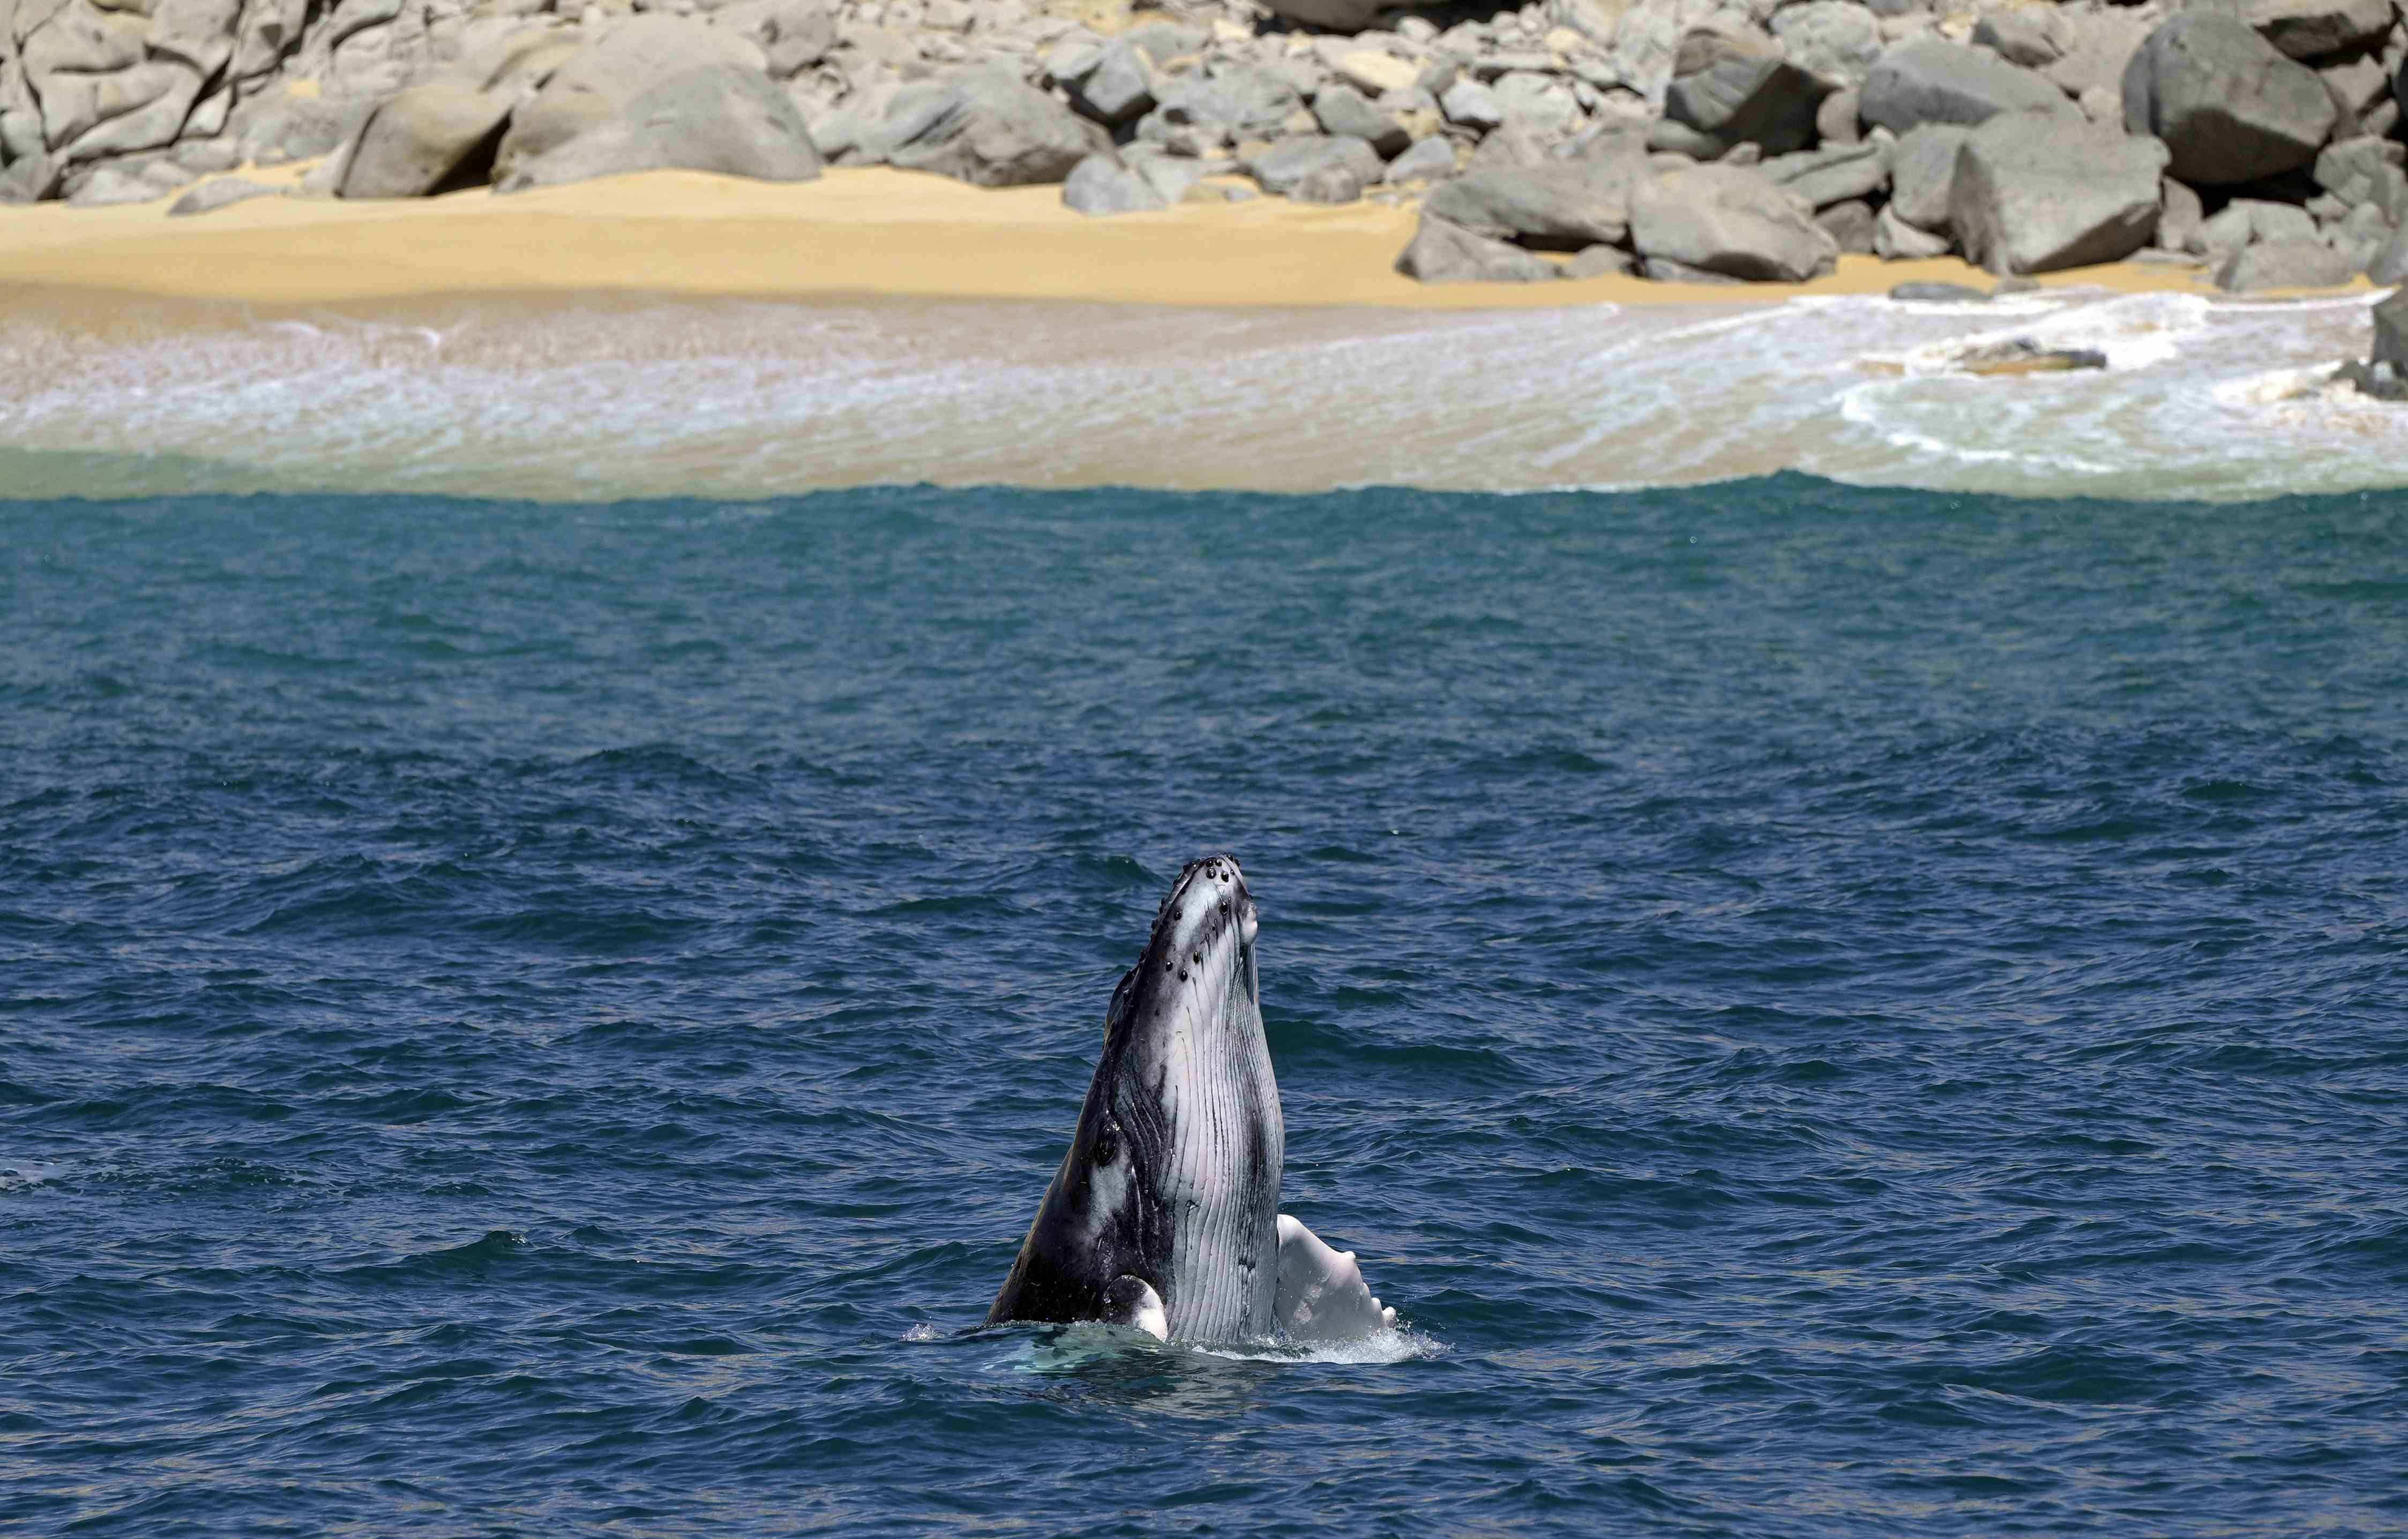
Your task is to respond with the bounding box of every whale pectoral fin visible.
[1275,1213,1397,1343]
[1101,1275,1169,1341]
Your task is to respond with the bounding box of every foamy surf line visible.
[2,285,2400,502]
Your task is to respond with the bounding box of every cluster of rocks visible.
[5,0,2408,289]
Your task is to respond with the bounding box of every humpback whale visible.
[985,855,1395,1344]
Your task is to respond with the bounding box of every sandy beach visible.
[0,163,2290,316]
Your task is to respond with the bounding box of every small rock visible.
[1312,86,1409,158]
[1069,40,1155,126]
[1396,213,1559,282]
[1563,243,1636,279]
[1062,152,1168,215]
[1817,86,1864,146]
[1250,134,1383,198]
[1875,201,1953,258]
[2371,286,2408,371]
[1889,280,1990,302]
[1640,255,1747,283]
[1817,198,1878,253]
[2215,237,2358,289]
[168,177,285,217]
[1759,140,1889,209]
[1291,161,1368,204]
[1954,337,2107,374]
[1384,136,1458,184]
[2160,178,2205,255]
[2246,0,2394,62]
[1887,123,1969,232]
[1972,7,2067,69]
[1335,51,1420,99]
[1441,78,1506,131]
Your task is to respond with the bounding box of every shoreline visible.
[0,164,2355,315]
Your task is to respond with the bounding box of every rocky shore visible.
[3,0,2404,290]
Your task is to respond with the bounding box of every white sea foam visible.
[974,1319,1442,1371]
[1,286,2401,501]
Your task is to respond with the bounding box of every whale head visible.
[985,854,1285,1342]
[1097,854,1283,1339]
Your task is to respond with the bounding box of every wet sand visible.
[0,163,2282,314]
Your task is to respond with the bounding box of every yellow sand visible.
[0,162,2328,314]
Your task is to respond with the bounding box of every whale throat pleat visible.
[1158,947,1280,1341]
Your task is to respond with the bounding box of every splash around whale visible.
[985,855,1397,1346]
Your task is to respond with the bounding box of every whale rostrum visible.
[985,855,1395,1344]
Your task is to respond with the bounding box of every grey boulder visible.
[1758,139,1889,208]
[2121,13,2337,185]
[1664,27,1835,157]
[1818,197,1877,252]
[1950,111,2167,274]
[1771,1,1883,86]
[2236,0,2394,62]
[1250,134,1383,197]
[2373,285,2408,369]
[495,17,768,185]
[1385,136,1459,184]
[1972,8,2069,70]
[883,68,1100,186]
[1628,162,1841,280]
[1067,40,1155,126]
[1875,201,1953,258]
[499,65,822,192]
[1425,158,1642,249]
[1396,214,1558,282]
[1860,39,2070,133]
[2214,236,2357,288]
[1136,65,1302,155]
[339,85,513,199]
[1888,123,1969,231]
[1312,85,1409,158]
[2369,220,2408,282]
[1062,152,1168,215]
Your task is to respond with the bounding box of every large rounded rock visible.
[1425,160,1641,250]
[1396,214,1559,283]
[1062,151,1168,215]
[1861,38,2071,133]
[495,17,768,184]
[1664,27,1834,156]
[2235,0,2394,62]
[1949,112,2167,274]
[1250,134,1383,197]
[498,63,822,191]
[1628,162,1839,280]
[339,84,513,198]
[2121,13,2337,185]
[883,67,1100,187]
[2215,236,2357,288]
[1887,123,1969,231]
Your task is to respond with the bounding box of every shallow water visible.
[0,286,2401,501]
[6,479,2407,1535]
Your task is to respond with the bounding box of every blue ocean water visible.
[4,476,2405,1536]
